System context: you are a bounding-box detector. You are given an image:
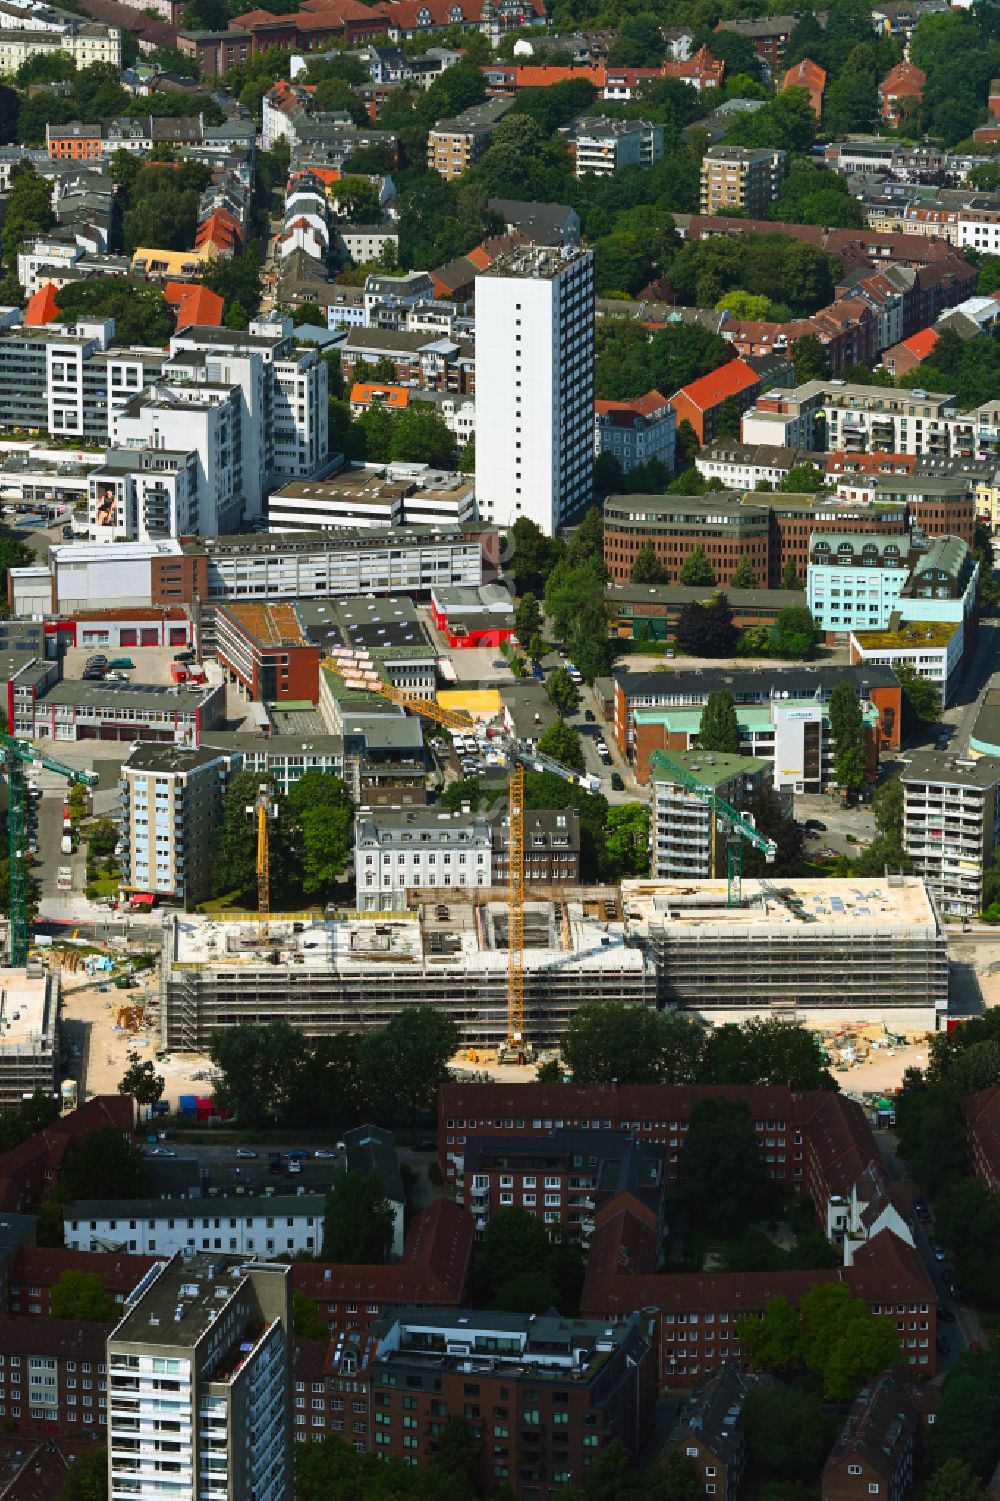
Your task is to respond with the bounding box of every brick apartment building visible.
[214,601,323,703]
[7,1247,156,1318]
[821,1371,918,1501]
[963,1084,1000,1197]
[0,1096,134,1217]
[670,359,762,445]
[439,1082,908,1260]
[583,1208,936,1388]
[0,1317,109,1439]
[462,1129,667,1244]
[672,1362,752,1501]
[290,1199,473,1340]
[328,1305,659,1496]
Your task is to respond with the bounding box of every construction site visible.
[0,968,60,1109]
[160,888,654,1053]
[623,876,949,1033]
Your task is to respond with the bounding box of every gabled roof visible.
[24,283,61,327]
[783,57,826,88]
[595,388,670,422]
[291,1199,473,1307]
[901,326,939,360]
[164,283,225,329]
[673,357,760,411]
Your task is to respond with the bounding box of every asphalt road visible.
[872,1127,982,1368]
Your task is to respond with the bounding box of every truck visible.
[60,1079,78,1112]
[170,663,189,684]
[60,834,72,856]
[57,866,72,890]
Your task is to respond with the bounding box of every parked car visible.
[108,658,135,670]
[82,669,104,681]
[932,1240,947,1261]
[288,1159,301,1175]
[286,1149,310,1160]
[314,1148,338,1159]
[173,650,196,664]
[235,1147,258,1160]
[86,655,108,667]
[805,819,828,832]
[492,659,506,670]
[610,772,624,791]
[585,709,595,722]
[62,524,74,539]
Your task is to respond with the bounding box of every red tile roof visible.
[24,283,61,327]
[673,357,760,411]
[901,327,939,360]
[164,282,225,329]
[595,389,670,423]
[292,1199,472,1310]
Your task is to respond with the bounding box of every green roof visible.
[649,748,770,787]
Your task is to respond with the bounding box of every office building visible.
[649,750,773,879]
[849,618,964,707]
[699,146,787,217]
[66,1195,324,1257]
[215,603,323,704]
[807,532,913,633]
[594,390,675,474]
[901,751,1000,916]
[602,492,766,586]
[475,244,595,534]
[356,1306,658,1490]
[623,876,948,1030]
[107,1253,293,1501]
[572,117,664,177]
[118,745,245,906]
[0,969,59,1110]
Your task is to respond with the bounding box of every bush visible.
[84,885,97,900]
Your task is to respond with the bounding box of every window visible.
[849,1466,862,1476]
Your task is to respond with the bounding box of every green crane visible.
[654,754,777,907]
[2,735,98,967]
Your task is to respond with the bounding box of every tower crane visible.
[652,753,777,907]
[1,734,98,967]
[322,653,594,1059]
[247,784,276,945]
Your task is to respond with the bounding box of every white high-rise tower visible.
[475,244,595,536]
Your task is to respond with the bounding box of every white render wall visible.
[475,247,595,535]
[65,1199,324,1257]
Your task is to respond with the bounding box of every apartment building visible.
[717,14,801,72]
[901,751,1000,916]
[0,319,163,438]
[649,750,773,880]
[672,359,762,445]
[111,383,244,537]
[807,532,913,634]
[0,1316,108,1438]
[672,1363,752,1501]
[462,1129,667,1246]
[426,95,512,179]
[695,440,826,491]
[573,116,664,177]
[594,390,676,474]
[107,1254,293,1501]
[490,807,582,887]
[821,1373,918,1501]
[340,325,475,396]
[850,618,964,708]
[359,1306,658,1491]
[699,146,787,217]
[118,745,245,906]
[963,1084,1000,1198]
[65,1194,324,1257]
[475,244,595,534]
[88,448,202,543]
[0,12,120,74]
[7,1246,156,1318]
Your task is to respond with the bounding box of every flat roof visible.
[622,877,939,934]
[852,620,958,650]
[648,749,771,787]
[219,601,310,648]
[900,750,1000,789]
[124,746,235,774]
[40,681,216,711]
[0,972,53,1050]
[111,1253,273,1350]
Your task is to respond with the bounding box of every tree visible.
[679,544,716,586]
[828,679,866,795]
[537,717,585,773]
[729,555,759,590]
[896,662,941,730]
[631,542,668,584]
[678,1097,768,1233]
[287,771,354,899]
[781,557,804,590]
[771,605,822,660]
[2,162,54,265]
[429,1414,481,1493]
[514,591,542,642]
[210,1021,310,1128]
[563,1000,706,1085]
[697,689,741,753]
[62,1127,145,1202]
[702,1018,835,1090]
[791,333,831,383]
[478,1208,551,1298]
[603,803,650,880]
[390,405,455,468]
[322,1169,395,1263]
[923,1460,986,1501]
[676,595,737,657]
[739,1282,901,1399]
[51,1269,119,1323]
[509,516,564,596]
[358,1009,458,1125]
[777,463,827,494]
[743,1385,836,1483]
[546,668,581,717]
[715,396,743,441]
[59,1447,109,1501]
[928,1349,1000,1477]
[293,1287,326,1341]
[118,1049,164,1107]
[214,770,296,905]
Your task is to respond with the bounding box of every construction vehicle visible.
[321,651,592,1060]
[652,753,777,907]
[2,734,97,966]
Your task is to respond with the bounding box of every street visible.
[873,1127,984,1370]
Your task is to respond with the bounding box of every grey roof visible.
[487,197,579,242]
[124,745,236,774]
[343,1124,404,1206]
[900,750,1000,789]
[676,1362,754,1463]
[66,1194,324,1218]
[39,681,215,712]
[606,582,805,610]
[615,664,901,697]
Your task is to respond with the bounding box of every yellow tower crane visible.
[248,784,274,945]
[320,653,593,1060]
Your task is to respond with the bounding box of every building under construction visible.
[0,968,60,1109]
[622,876,948,1031]
[159,888,653,1052]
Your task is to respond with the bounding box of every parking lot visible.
[61,644,203,690]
